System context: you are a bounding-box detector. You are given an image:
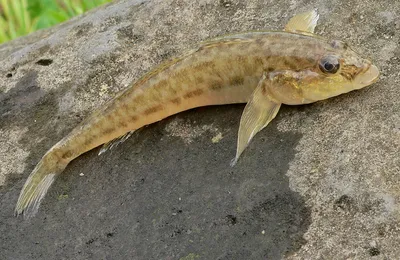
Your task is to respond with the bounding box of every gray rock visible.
[0,0,399,259]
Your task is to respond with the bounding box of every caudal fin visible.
[15,153,66,218]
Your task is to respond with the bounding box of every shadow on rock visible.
[0,105,311,260]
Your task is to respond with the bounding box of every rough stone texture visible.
[0,0,399,259]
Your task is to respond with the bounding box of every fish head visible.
[297,39,379,103]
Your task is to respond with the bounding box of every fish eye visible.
[319,56,340,74]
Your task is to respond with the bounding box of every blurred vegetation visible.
[0,0,112,43]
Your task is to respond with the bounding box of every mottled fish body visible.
[15,11,379,217]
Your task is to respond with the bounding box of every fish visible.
[15,10,379,218]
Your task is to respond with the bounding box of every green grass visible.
[0,0,112,43]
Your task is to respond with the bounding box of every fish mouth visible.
[354,64,380,88]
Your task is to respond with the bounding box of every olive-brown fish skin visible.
[55,32,332,162]
[15,26,379,217]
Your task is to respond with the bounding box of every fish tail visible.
[15,150,67,218]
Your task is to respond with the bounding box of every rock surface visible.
[0,0,399,259]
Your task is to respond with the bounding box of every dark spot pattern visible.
[195,75,205,84]
[143,105,163,115]
[84,137,95,146]
[36,59,53,66]
[61,151,73,159]
[229,76,244,86]
[129,115,138,122]
[261,84,267,95]
[225,215,237,225]
[368,247,380,256]
[209,80,224,91]
[334,195,353,211]
[183,89,204,99]
[103,127,115,135]
[170,98,181,105]
[119,122,128,128]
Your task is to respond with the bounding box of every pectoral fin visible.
[231,74,281,166]
[284,10,319,34]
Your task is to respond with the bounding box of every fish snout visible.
[354,63,380,88]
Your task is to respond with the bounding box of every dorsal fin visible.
[284,10,319,34]
[98,130,135,155]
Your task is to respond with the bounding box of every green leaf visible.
[48,10,70,23]
[0,0,112,43]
